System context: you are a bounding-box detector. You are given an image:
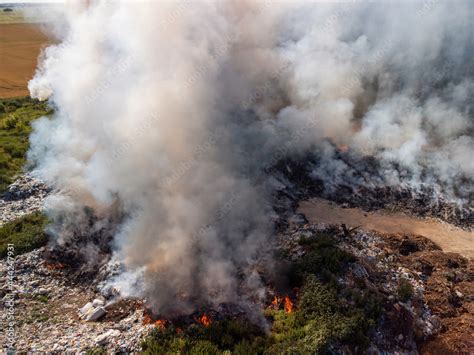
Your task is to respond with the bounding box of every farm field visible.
[0,10,49,98]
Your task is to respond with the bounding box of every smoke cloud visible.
[28,1,473,315]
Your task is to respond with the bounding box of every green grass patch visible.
[0,211,49,257]
[35,294,49,303]
[0,96,52,191]
[26,309,49,323]
[86,347,107,355]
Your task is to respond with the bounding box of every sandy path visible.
[298,197,474,259]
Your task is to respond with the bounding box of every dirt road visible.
[298,197,474,259]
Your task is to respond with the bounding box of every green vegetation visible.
[27,309,49,323]
[397,278,414,302]
[290,233,356,285]
[86,347,107,355]
[140,233,382,354]
[36,294,49,303]
[0,211,49,257]
[142,319,266,354]
[141,320,266,354]
[266,234,381,354]
[0,96,52,191]
[266,276,382,353]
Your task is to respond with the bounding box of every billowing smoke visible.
[28,1,472,315]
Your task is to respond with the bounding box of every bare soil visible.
[0,23,49,98]
[299,197,474,259]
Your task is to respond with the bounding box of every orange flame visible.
[45,262,65,270]
[284,296,293,313]
[143,313,153,325]
[143,311,166,328]
[199,314,211,327]
[272,296,280,307]
[337,144,349,152]
[154,319,166,328]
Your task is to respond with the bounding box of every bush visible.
[188,340,220,354]
[397,278,414,301]
[289,234,356,285]
[298,276,340,319]
[3,115,19,130]
[0,211,49,257]
[266,274,380,354]
[141,319,267,354]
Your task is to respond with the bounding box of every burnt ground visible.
[272,152,473,231]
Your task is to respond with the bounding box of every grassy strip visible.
[0,211,49,257]
[0,96,52,191]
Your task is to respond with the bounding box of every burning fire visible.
[143,311,166,328]
[336,144,349,152]
[143,313,153,325]
[45,262,65,271]
[199,314,211,327]
[270,294,294,313]
[272,296,280,307]
[154,319,166,328]
[284,296,294,313]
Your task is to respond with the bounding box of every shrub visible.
[297,276,340,320]
[36,294,49,303]
[3,115,19,130]
[141,319,266,354]
[397,278,414,301]
[289,234,356,285]
[188,340,220,354]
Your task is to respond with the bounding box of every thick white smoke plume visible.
[28,1,472,314]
